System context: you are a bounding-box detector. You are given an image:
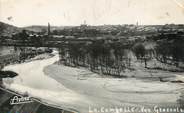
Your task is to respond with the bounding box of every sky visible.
[0,0,184,27]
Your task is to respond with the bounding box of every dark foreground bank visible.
[0,87,74,113]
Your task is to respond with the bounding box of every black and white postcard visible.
[0,0,184,113]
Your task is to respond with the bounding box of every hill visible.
[0,22,22,37]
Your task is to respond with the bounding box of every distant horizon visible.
[2,21,184,28]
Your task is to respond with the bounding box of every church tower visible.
[48,22,50,36]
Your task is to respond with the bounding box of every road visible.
[2,51,184,113]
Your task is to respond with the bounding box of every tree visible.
[132,43,147,68]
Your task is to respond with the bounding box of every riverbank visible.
[44,63,184,113]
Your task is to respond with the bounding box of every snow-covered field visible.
[2,52,184,113]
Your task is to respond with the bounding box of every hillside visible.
[0,22,22,37]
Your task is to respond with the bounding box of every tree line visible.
[58,40,156,77]
[58,35,184,77]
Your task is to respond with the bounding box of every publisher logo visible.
[10,96,33,105]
